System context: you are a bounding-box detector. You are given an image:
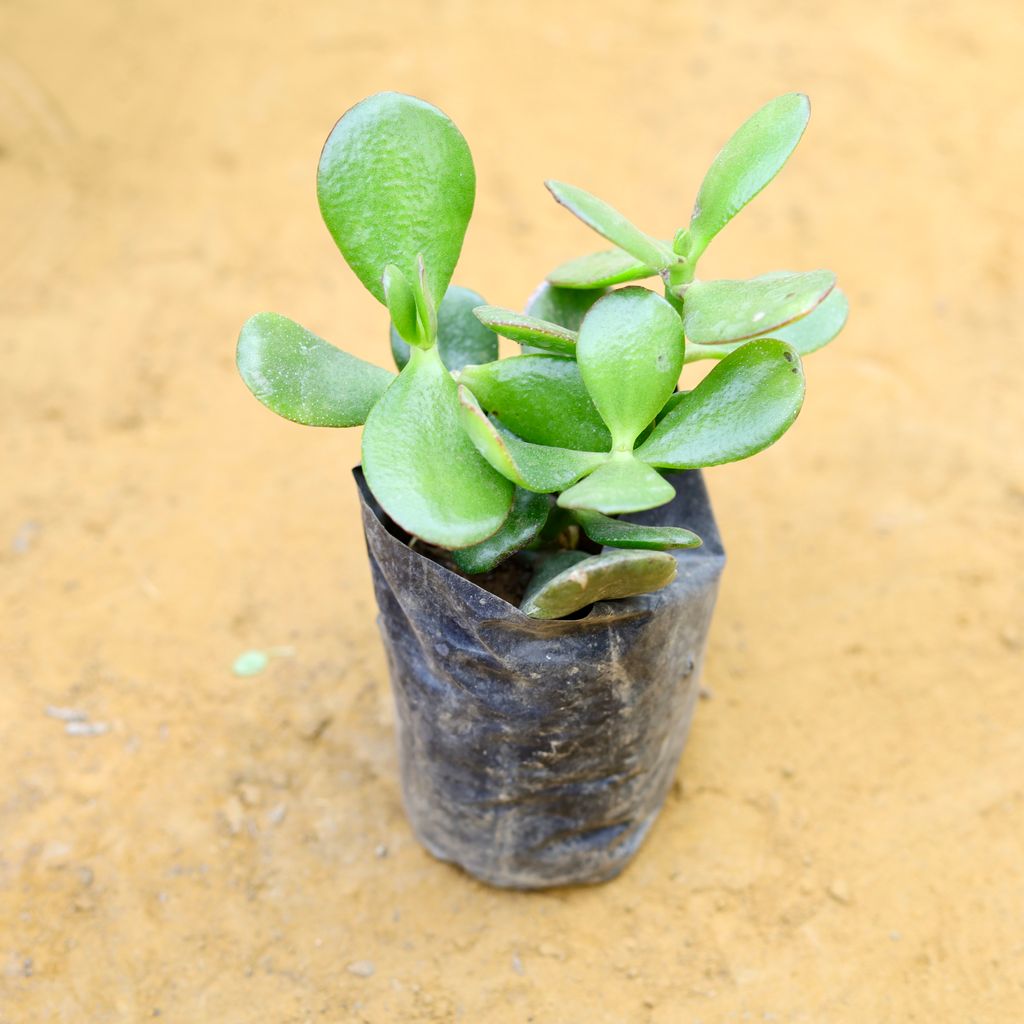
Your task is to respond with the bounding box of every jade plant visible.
[237,92,846,619]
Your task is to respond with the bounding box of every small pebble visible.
[11,521,39,554]
[374,844,389,859]
[266,803,288,826]
[8,955,33,978]
[45,706,87,722]
[511,954,525,976]
[40,841,73,866]
[222,796,244,835]
[827,879,851,904]
[294,706,332,741]
[346,960,375,978]
[999,626,1022,651]
[65,721,109,737]
[238,784,262,807]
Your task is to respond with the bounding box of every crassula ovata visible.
[237,91,845,618]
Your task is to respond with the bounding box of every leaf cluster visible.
[237,92,846,618]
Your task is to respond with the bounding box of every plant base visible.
[355,468,725,889]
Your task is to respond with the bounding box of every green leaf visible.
[317,92,475,306]
[473,306,576,356]
[458,386,606,493]
[689,93,811,258]
[362,346,512,548]
[573,509,701,550]
[546,247,658,290]
[655,390,688,422]
[520,548,678,619]
[524,549,588,591]
[432,286,500,369]
[452,488,550,575]
[525,281,607,331]
[382,264,422,348]
[684,286,848,362]
[536,506,578,544]
[545,180,675,271]
[576,288,685,449]
[390,285,499,372]
[237,313,394,427]
[683,270,836,344]
[413,253,438,345]
[557,454,676,514]
[457,355,612,452]
[636,339,805,469]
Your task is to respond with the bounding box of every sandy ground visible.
[2,1,1023,1020]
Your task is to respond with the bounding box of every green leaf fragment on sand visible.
[233,650,270,677]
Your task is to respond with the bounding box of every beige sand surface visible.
[2,1,1022,1020]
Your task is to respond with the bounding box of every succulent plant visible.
[237,91,845,618]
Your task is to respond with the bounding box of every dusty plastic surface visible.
[355,468,726,889]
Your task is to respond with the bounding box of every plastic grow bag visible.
[355,467,725,889]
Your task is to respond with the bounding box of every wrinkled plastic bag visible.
[355,468,725,888]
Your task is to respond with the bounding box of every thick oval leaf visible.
[458,387,606,493]
[523,549,588,593]
[389,327,409,371]
[573,509,701,550]
[362,346,512,548]
[684,285,848,362]
[413,253,438,344]
[576,288,685,449]
[545,180,675,271]
[237,313,393,427]
[525,281,607,332]
[547,248,658,290]
[557,454,676,514]
[473,306,576,355]
[683,270,836,344]
[521,282,605,355]
[655,390,688,422]
[382,264,422,348]
[452,488,550,575]
[318,93,475,305]
[457,355,612,452]
[637,339,805,469]
[689,93,810,258]
[521,548,677,619]
[390,285,498,372]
